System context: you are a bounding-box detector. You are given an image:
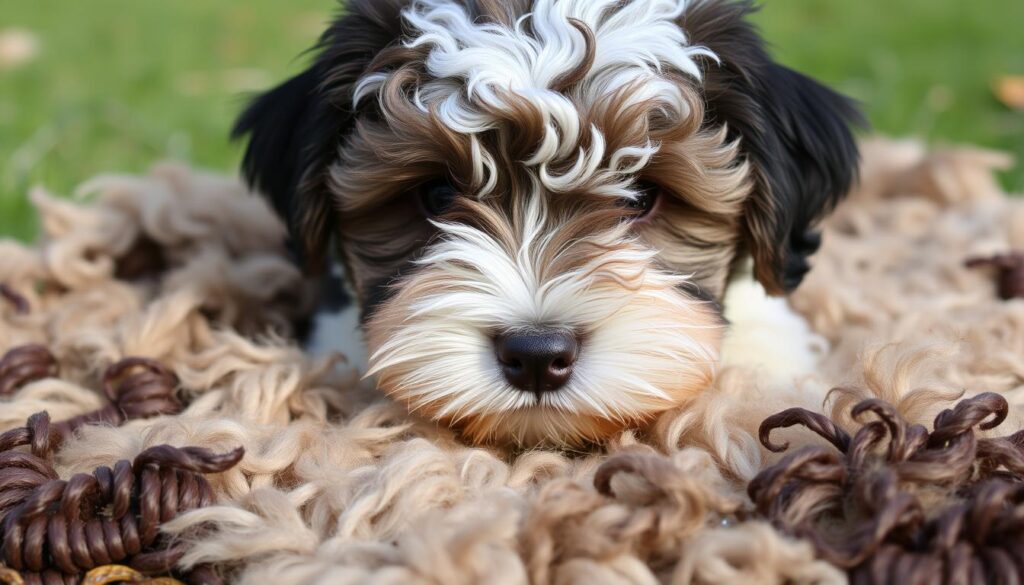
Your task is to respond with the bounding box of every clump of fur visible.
[751,392,1024,584]
[0,411,242,584]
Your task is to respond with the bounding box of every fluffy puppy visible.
[234,0,861,446]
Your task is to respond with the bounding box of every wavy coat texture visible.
[0,140,1022,584]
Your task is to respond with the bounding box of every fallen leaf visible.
[994,75,1024,110]
[0,28,40,71]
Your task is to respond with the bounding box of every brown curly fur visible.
[751,392,1024,584]
[0,412,242,585]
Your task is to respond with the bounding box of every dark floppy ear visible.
[682,0,864,294]
[232,0,408,273]
[233,67,332,269]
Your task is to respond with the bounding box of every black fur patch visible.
[233,0,410,272]
[233,67,324,262]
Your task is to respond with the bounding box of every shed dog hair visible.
[234,0,861,446]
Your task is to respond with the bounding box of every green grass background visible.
[2,0,1023,240]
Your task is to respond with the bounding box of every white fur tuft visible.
[720,268,829,386]
[354,0,716,196]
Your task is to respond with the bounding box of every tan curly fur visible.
[1,138,1022,584]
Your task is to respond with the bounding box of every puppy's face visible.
[236,0,861,446]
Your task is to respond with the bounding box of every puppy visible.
[234,0,861,446]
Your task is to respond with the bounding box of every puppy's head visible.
[235,0,862,446]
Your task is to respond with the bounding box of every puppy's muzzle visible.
[494,329,579,398]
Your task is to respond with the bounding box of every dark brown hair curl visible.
[749,392,1024,584]
[0,347,58,398]
[0,412,242,585]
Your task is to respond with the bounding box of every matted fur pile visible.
[1,138,1023,584]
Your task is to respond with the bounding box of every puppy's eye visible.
[417,179,460,217]
[618,181,661,220]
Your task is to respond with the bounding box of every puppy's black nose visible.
[495,330,579,396]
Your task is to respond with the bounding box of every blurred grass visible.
[1,0,1023,240]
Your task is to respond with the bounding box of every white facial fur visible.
[365,198,722,445]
